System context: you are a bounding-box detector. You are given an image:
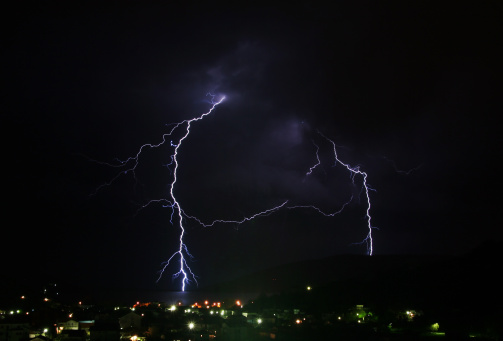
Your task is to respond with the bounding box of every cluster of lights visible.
[191,300,223,309]
[3,309,30,316]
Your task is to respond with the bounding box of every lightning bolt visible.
[92,94,292,291]
[318,131,375,255]
[287,131,375,255]
[305,141,321,177]
[92,95,378,291]
[158,94,226,291]
[184,200,289,228]
[91,94,225,291]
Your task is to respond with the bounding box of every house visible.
[89,321,120,341]
[57,329,87,341]
[221,316,253,341]
[78,320,94,336]
[118,312,142,330]
[56,319,79,333]
[0,322,30,341]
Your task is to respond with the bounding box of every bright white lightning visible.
[92,97,378,290]
[91,94,226,291]
[318,131,375,255]
[159,94,226,291]
[287,195,354,217]
[184,200,289,228]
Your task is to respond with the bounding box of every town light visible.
[188,322,195,330]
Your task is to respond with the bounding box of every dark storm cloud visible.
[4,1,501,291]
[171,48,361,220]
[205,41,272,95]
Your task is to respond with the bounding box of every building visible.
[89,321,120,341]
[118,312,142,330]
[0,322,30,341]
[57,329,87,341]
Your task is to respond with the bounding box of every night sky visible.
[4,2,501,292]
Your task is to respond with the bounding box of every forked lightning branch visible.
[92,94,375,291]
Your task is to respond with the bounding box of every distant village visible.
[0,282,453,341]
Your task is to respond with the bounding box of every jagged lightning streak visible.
[287,131,375,255]
[91,94,225,291]
[91,94,297,291]
[158,94,226,291]
[320,131,374,255]
[184,200,289,228]
[305,141,321,177]
[92,97,378,290]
